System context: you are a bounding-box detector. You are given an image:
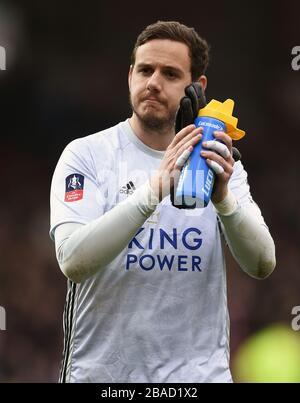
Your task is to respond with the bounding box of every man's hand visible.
[175,82,206,133]
[150,125,203,201]
[200,131,235,203]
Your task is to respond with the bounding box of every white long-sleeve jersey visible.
[50,119,275,383]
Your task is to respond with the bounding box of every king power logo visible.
[0,46,6,70]
[0,306,6,330]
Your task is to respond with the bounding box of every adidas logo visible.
[119,181,136,195]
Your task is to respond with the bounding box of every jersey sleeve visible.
[228,160,266,225]
[50,138,105,241]
[229,160,254,206]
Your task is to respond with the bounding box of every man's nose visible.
[146,71,162,92]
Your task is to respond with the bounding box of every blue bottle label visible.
[174,117,226,208]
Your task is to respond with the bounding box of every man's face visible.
[128,39,193,131]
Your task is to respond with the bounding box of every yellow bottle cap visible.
[198,99,246,140]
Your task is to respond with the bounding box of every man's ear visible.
[199,75,207,92]
[128,65,133,90]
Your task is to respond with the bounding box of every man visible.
[50,21,276,383]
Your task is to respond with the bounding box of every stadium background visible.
[0,0,299,382]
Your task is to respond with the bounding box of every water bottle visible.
[174,99,245,208]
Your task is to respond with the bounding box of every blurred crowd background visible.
[0,0,299,382]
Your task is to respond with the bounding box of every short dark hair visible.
[131,21,210,80]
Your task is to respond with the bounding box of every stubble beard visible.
[129,94,176,133]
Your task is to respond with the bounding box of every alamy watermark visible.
[0,306,6,330]
[291,46,300,71]
[291,306,300,331]
[0,46,6,70]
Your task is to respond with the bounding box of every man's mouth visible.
[143,97,164,105]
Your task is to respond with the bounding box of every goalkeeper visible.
[50,20,276,383]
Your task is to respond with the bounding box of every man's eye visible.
[165,71,177,79]
[139,68,152,75]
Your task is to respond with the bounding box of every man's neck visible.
[129,115,174,151]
